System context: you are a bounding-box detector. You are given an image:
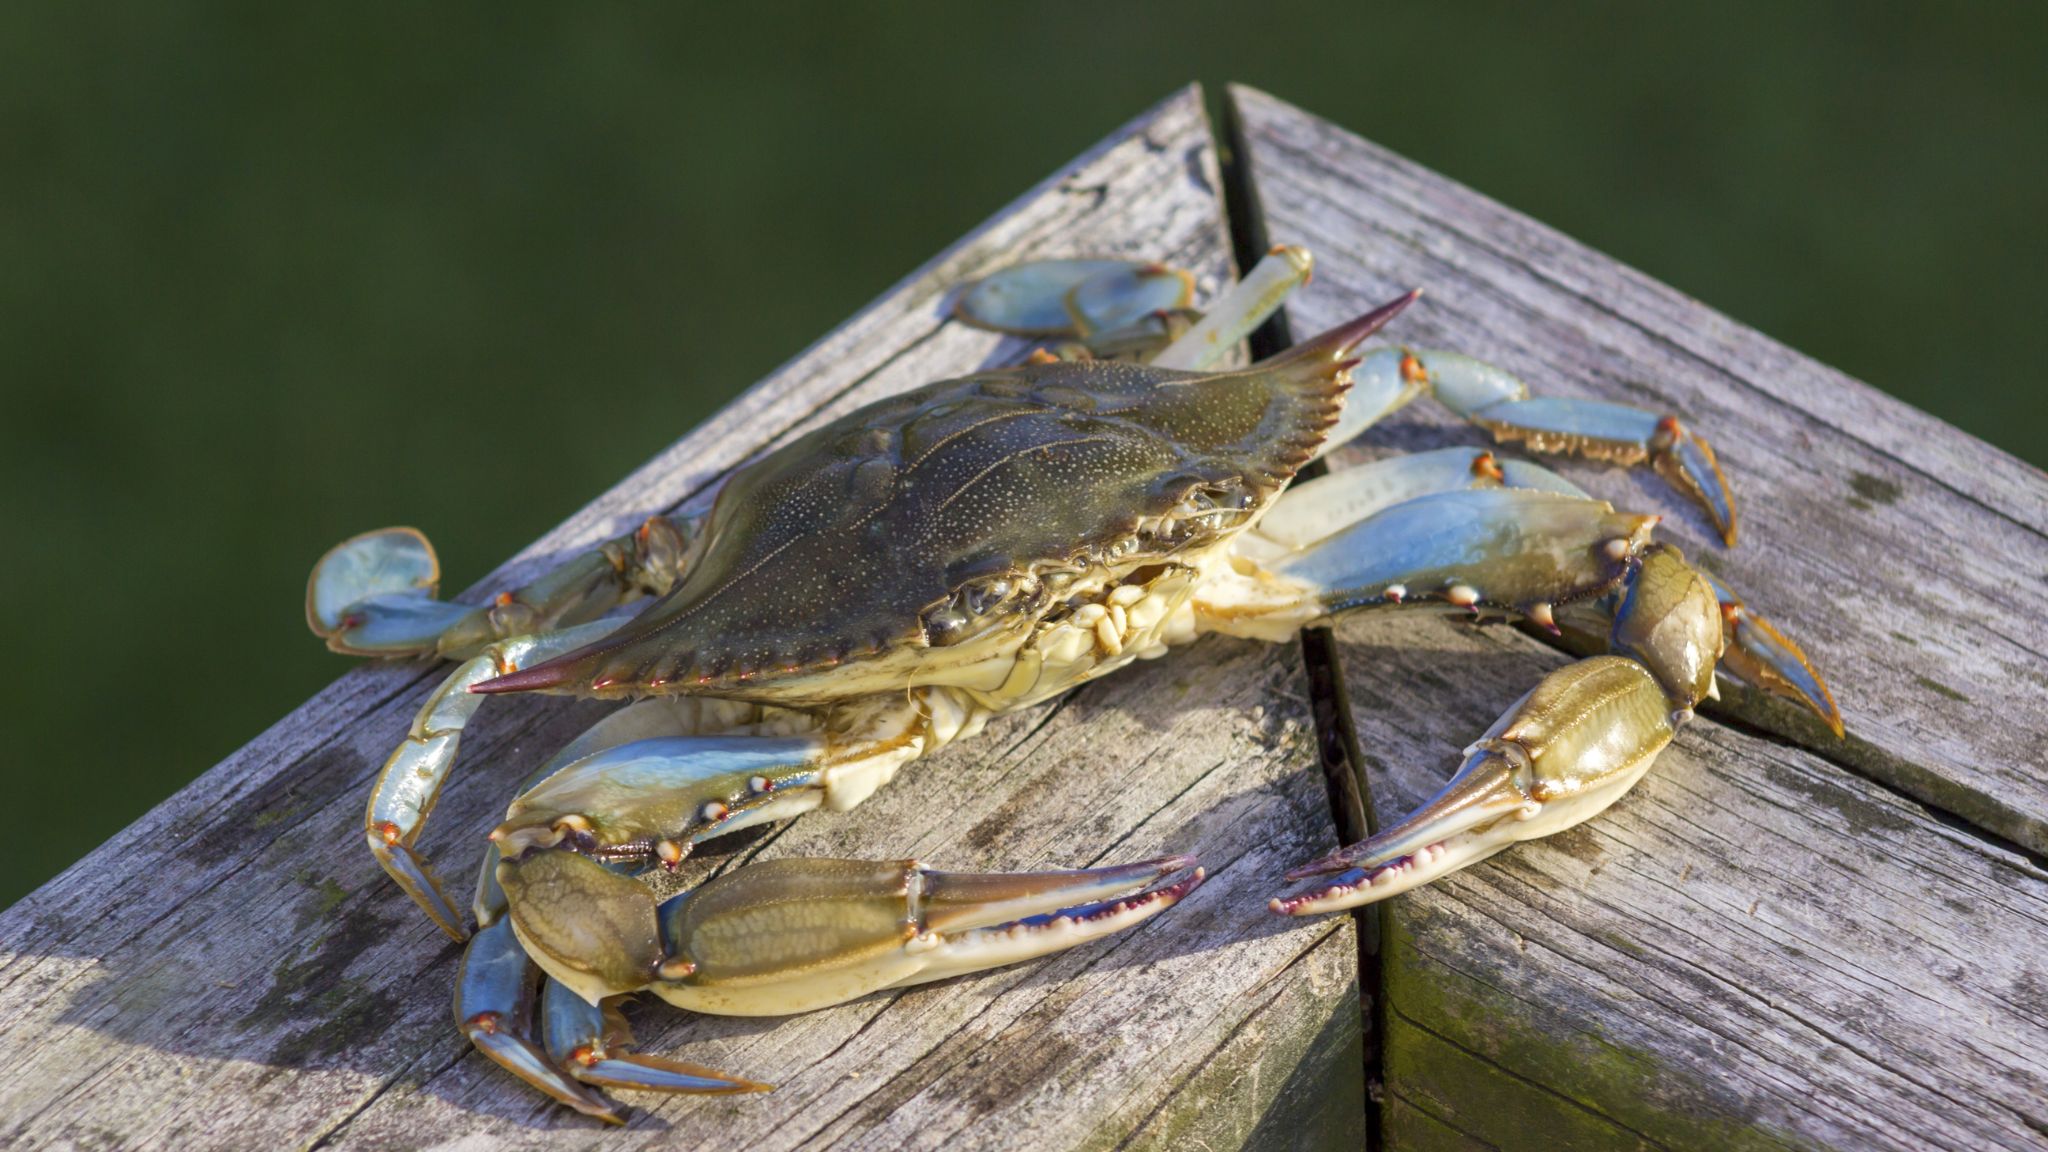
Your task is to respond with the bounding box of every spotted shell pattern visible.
[515,355,1351,699]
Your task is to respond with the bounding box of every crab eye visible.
[922,605,973,646]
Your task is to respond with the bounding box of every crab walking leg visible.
[494,849,1202,1018]
[1541,563,1841,736]
[1374,348,1739,546]
[1202,488,1659,643]
[1704,575,1843,736]
[367,619,622,939]
[1150,245,1317,371]
[455,918,626,1123]
[541,979,769,1097]
[307,513,696,659]
[1250,453,1842,735]
[1253,448,1593,551]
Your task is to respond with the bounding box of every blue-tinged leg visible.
[1469,398,1736,547]
[952,259,1138,336]
[542,980,769,1096]
[1206,488,1658,641]
[487,734,835,865]
[456,919,625,1124]
[1393,348,1739,546]
[366,618,624,939]
[1258,447,1593,550]
[308,515,694,660]
[1065,262,1195,338]
[1703,574,1843,736]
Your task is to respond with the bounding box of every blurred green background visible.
[3,4,2043,909]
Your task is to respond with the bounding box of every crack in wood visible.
[1213,84,1384,1152]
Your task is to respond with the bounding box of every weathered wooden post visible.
[1,83,2041,1152]
[1232,85,2048,1151]
[0,87,1364,1152]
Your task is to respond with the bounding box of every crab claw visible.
[495,848,1201,1016]
[1273,656,1675,916]
[1607,543,1724,712]
[655,854,1204,1015]
[1705,576,1844,737]
[541,980,769,1097]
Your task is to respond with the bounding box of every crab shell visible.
[477,309,1401,709]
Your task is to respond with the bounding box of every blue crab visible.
[306,246,1839,1121]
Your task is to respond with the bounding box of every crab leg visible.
[483,693,939,866]
[489,735,835,863]
[1203,488,1659,643]
[1150,245,1316,371]
[1248,458,1842,734]
[1254,447,1593,551]
[1703,575,1843,736]
[494,848,1201,1017]
[308,514,695,660]
[1202,474,1800,911]
[1346,348,1737,546]
[455,918,626,1123]
[541,978,769,1098]
[366,619,622,939]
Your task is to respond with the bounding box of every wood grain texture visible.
[1338,612,2048,1151]
[1232,85,2048,1150]
[1231,84,2048,856]
[0,87,1361,1151]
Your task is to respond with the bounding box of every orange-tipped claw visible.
[1708,577,1844,738]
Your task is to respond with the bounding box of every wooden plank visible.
[1230,84,2048,855]
[0,87,1362,1151]
[1231,86,2048,1150]
[1337,613,2048,1151]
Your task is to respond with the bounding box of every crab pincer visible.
[496,850,1203,1018]
[1274,655,1676,915]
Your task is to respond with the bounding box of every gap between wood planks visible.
[1201,83,2048,1151]
[1212,88,1389,1151]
